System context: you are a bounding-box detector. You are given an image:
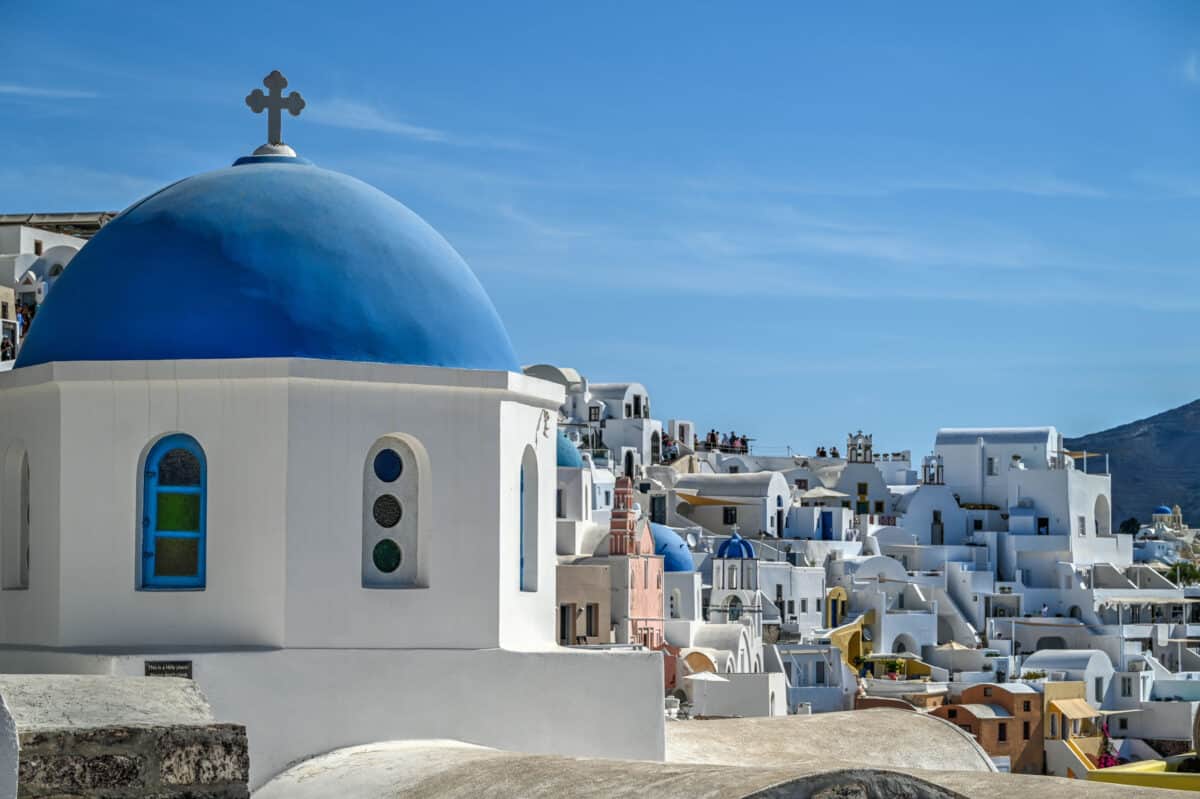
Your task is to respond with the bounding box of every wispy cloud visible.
[307,99,445,142]
[1185,52,1200,85]
[683,169,1107,199]
[0,83,99,100]
[307,98,532,151]
[494,204,592,244]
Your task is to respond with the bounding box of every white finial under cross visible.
[245,70,305,151]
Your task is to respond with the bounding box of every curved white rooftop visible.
[522,363,583,387]
[1022,649,1109,671]
[958,704,1013,719]
[254,722,1190,799]
[254,739,964,799]
[675,471,786,497]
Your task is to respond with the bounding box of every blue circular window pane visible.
[373,449,403,482]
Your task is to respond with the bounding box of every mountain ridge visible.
[1065,398,1200,526]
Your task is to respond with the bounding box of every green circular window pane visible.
[373,539,402,573]
[373,494,402,528]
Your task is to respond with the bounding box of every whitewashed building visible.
[0,83,664,789]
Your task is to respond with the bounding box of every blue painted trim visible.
[141,434,206,589]
[519,466,525,590]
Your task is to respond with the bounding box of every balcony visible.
[696,440,753,455]
[1051,449,1110,475]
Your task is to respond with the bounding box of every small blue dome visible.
[649,523,694,572]
[556,430,583,468]
[1155,505,1174,515]
[717,532,755,559]
[16,156,518,370]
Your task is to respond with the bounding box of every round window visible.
[372,494,402,528]
[372,539,402,573]
[373,448,403,482]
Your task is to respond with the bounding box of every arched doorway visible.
[1094,495,1112,536]
[651,432,662,464]
[1036,635,1067,651]
[826,586,848,627]
[892,633,918,655]
[624,451,635,479]
[727,595,743,622]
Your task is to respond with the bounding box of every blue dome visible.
[649,523,694,572]
[556,430,583,468]
[1155,505,1174,515]
[717,532,755,559]
[16,156,518,371]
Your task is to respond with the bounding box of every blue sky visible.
[3,2,1200,456]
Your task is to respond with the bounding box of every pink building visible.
[555,476,676,688]
[608,477,666,650]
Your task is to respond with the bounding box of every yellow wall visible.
[1040,681,1085,714]
[825,586,848,627]
[905,659,932,678]
[1090,759,1200,791]
[828,609,873,670]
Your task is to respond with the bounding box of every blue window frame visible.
[142,434,206,589]
[519,466,526,588]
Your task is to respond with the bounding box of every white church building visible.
[0,73,663,789]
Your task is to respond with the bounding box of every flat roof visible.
[0,211,117,238]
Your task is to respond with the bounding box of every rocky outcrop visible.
[0,675,248,799]
[19,723,248,798]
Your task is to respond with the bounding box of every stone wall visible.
[18,723,248,798]
[1145,737,1193,759]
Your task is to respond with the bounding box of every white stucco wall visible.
[0,359,562,651]
[0,371,62,645]
[0,646,665,790]
[898,484,969,545]
[689,672,786,718]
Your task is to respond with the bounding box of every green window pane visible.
[373,539,402,573]
[154,536,199,577]
[157,492,200,531]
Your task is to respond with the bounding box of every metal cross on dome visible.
[245,70,305,146]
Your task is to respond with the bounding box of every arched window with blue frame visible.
[519,445,538,592]
[142,434,206,589]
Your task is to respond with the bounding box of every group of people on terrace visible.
[699,429,749,454]
[1,302,37,362]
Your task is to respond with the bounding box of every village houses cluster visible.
[2,73,1198,793]
[537,361,1200,778]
